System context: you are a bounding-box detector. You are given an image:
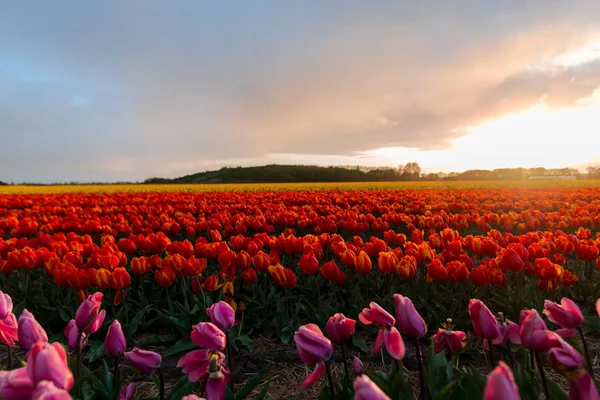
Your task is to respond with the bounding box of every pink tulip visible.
[568,369,600,400]
[206,369,227,400]
[182,396,207,400]
[354,375,391,400]
[64,320,86,352]
[353,356,364,375]
[18,310,48,351]
[468,299,500,340]
[206,301,235,332]
[358,302,395,326]
[596,298,600,317]
[0,367,35,400]
[431,328,467,354]
[190,322,226,352]
[85,310,106,335]
[555,328,577,339]
[484,319,521,350]
[105,320,126,357]
[393,294,427,338]
[548,338,584,372]
[0,313,18,347]
[294,324,333,388]
[177,349,229,383]
[543,298,584,329]
[520,310,561,352]
[32,380,72,400]
[74,292,103,333]
[0,290,13,320]
[483,362,519,400]
[326,313,356,344]
[124,348,162,375]
[118,383,136,400]
[27,341,74,390]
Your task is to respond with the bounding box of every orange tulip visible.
[354,251,372,275]
[131,257,151,276]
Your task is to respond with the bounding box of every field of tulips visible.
[1,185,600,399]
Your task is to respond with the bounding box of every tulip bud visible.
[353,356,364,375]
[18,309,48,351]
[0,290,13,320]
[190,322,226,352]
[124,348,161,375]
[27,342,74,390]
[64,319,86,352]
[483,362,519,400]
[74,292,103,333]
[326,313,356,344]
[105,320,127,357]
[206,301,235,332]
[468,299,500,340]
[119,383,136,400]
[393,294,427,338]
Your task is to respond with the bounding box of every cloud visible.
[1,1,600,181]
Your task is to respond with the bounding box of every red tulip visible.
[31,380,72,399]
[294,324,333,388]
[468,299,500,340]
[105,320,126,357]
[483,362,519,400]
[354,375,391,400]
[0,290,13,320]
[206,301,235,332]
[27,341,74,390]
[124,348,161,375]
[354,251,372,275]
[18,310,48,351]
[190,322,226,352]
[393,294,427,338]
[298,252,319,275]
[543,298,584,329]
[326,313,356,344]
[0,367,35,400]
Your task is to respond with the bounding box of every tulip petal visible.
[384,327,405,360]
[372,329,384,355]
[300,362,325,389]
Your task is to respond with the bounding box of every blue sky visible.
[2,1,600,183]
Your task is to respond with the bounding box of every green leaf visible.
[163,337,196,358]
[101,359,113,395]
[165,376,195,400]
[235,365,270,400]
[136,334,178,346]
[87,341,106,363]
[546,378,569,400]
[351,335,369,353]
[254,378,272,400]
[233,334,252,352]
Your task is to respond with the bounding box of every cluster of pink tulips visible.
[294,293,600,400]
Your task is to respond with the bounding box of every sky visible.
[2,1,600,183]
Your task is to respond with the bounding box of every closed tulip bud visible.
[483,362,519,400]
[393,294,427,338]
[353,356,364,375]
[18,309,48,351]
[543,298,584,329]
[32,380,72,400]
[74,292,103,333]
[124,348,161,375]
[354,251,372,275]
[119,383,136,400]
[569,369,600,400]
[468,299,500,340]
[548,338,584,373]
[0,367,35,399]
[64,319,86,352]
[354,375,391,400]
[190,322,226,351]
[27,342,74,390]
[206,301,235,332]
[0,290,13,320]
[242,268,257,284]
[294,324,333,365]
[326,313,356,344]
[519,309,561,351]
[105,320,126,357]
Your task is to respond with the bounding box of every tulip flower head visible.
[64,319,86,353]
[568,369,600,400]
[27,341,74,390]
[326,313,356,344]
[190,322,226,352]
[206,301,235,332]
[105,320,127,357]
[0,367,35,400]
[468,299,500,340]
[354,375,391,400]
[519,309,561,352]
[294,324,333,388]
[0,312,18,347]
[483,362,519,400]
[18,309,48,351]
[353,356,364,375]
[74,292,104,334]
[32,380,72,400]
[393,294,427,338]
[359,302,405,360]
[124,348,162,375]
[548,338,584,374]
[543,298,584,329]
[119,383,136,400]
[0,290,13,320]
[431,319,468,355]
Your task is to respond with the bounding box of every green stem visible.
[340,342,351,390]
[325,361,337,400]
[535,351,551,400]
[414,338,426,400]
[180,277,190,313]
[158,368,165,400]
[578,327,592,373]
[226,331,235,393]
[488,339,496,369]
[7,344,12,370]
